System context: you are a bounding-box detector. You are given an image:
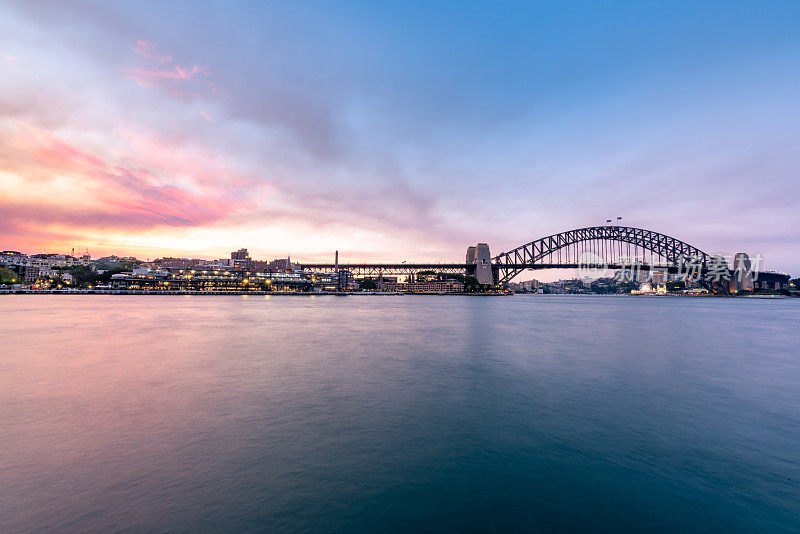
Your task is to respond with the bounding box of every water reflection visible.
[1,295,799,532]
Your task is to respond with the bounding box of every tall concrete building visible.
[231,248,249,260]
[231,248,251,271]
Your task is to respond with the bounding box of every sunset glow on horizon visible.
[2,1,799,272]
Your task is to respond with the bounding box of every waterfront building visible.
[23,265,40,283]
[30,254,73,266]
[508,279,539,292]
[268,258,293,272]
[1,251,27,264]
[251,260,270,272]
[132,267,168,277]
[385,280,464,293]
[157,257,202,270]
[233,258,252,271]
[109,268,313,292]
[310,272,338,291]
[30,254,83,269]
[229,249,252,271]
[1,253,85,278]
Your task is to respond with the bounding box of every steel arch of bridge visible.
[493,226,713,283]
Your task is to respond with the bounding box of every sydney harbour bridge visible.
[298,225,736,286]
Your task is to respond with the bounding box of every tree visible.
[67,265,99,287]
[437,272,464,282]
[360,278,377,290]
[0,267,20,285]
[665,281,685,292]
[97,267,128,283]
[616,281,638,294]
[93,258,140,272]
[463,275,483,293]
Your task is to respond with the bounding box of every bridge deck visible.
[298,263,690,274]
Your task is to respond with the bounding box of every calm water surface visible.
[1,295,799,532]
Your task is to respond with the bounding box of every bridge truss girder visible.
[493,226,714,284]
[298,264,472,277]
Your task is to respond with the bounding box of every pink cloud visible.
[133,39,172,64]
[200,111,212,122]
[1,122,251,232]
[133,39,155,57]
[127,64,207,87]
[206,83,231,98]
[126,40,210,93]
[112,126,262,190]
[168,89,195,99]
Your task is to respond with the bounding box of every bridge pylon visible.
[465,243,494,285]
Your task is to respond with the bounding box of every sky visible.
[1,0,799,274]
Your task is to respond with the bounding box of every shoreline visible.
[1,289,794,298]
[0,289,508,296]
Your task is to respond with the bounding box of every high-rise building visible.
[231,248,249,260]
[23,265,40,283]
[230,248,251,271]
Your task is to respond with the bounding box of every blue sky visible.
[1,1,798,273]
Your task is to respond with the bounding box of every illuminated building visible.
[230,248,252,272]
[268,258,293,272]
[157,257,202,269]
[385,280,464,293]
[23,265,40,283]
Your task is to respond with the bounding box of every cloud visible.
[128,64,206,84]
[125,39,209,92]
[0,121,251,234]
[126,64,207,88]
[133,39,171,64]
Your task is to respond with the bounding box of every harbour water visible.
[1,295,799,532]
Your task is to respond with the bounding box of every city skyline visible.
[2,1,799,273]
